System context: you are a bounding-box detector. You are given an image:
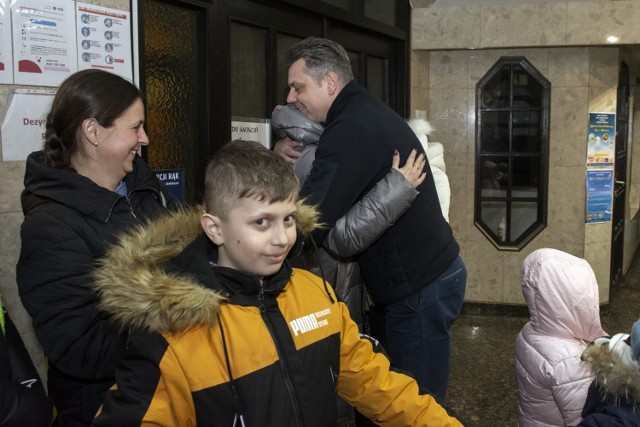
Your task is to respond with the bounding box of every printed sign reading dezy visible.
[1,89,55,160]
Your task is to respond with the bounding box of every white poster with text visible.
[76,3,132,81]
[11,0,76,86]
[0,0,13,84]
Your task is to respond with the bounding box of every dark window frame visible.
[475,56,550,251]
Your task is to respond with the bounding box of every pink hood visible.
[521,248,605,341]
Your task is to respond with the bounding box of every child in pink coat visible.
[515,248,607,426]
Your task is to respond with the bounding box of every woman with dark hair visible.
[16,69,178,426]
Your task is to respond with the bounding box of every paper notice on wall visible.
[585,169,613,223]
[0,0,14,84]
[1,89,55,161]
[231,117,271,149]
[76,3,132,81]
[11,0,77,86]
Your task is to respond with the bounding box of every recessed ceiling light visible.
[607,35,619,43]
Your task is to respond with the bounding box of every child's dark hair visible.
[204,140,300,219]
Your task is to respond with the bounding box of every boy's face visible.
[201,195,298,280]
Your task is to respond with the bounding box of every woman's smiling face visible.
[95,98,149,183]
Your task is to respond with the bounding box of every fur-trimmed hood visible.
[93,202,320,335]
[581,333,640,403]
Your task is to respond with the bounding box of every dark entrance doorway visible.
[611,61,630,288]
[139,0,410,203]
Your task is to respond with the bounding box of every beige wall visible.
[411,1,640,306]
[0,0,131,386]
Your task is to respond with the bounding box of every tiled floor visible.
[447,254,640,427]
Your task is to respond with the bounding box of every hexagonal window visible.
[475,57,550,250]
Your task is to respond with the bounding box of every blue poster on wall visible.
[154,169,184,202]
[585,169,613,223]
[586,112,615,167]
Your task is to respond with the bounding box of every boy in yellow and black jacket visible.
[91,140,463,427]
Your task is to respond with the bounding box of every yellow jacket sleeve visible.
[336,302,463,427]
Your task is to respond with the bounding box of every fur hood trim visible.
[93,202,320,334]
[582,335,640,403]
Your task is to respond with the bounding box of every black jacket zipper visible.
[258,288,305,426]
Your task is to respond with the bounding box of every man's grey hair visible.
[284,37,354,86]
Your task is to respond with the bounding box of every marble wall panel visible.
[585,238,612,304]
[585,217,613,245]
[411,48,430,117]
[464,239,505,303]
[502,237,544,305]
[412,7,481,51]
[589,48,620,89]
[481,3,567,48]
[413,2,640,51]
[548,47,590,87]
[411,49,430,91]
[546,165,586,245]
[466,167,482,242]
[541,242,584,260]
[428,51,468,89]
[549,87,590,168]
[428,87,469,123]
[427,116,469,167]
[0,212,22,276]
[411,86,429,117]
[466,117,476,167]
[589,87,617,114]
[0,161,25,213]
[567,1,640,46]
[0,85,10,117]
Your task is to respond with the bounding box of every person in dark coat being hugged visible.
[275,37,466,402]
[16,69,178,426]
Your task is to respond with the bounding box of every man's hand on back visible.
[273,138,303,165]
